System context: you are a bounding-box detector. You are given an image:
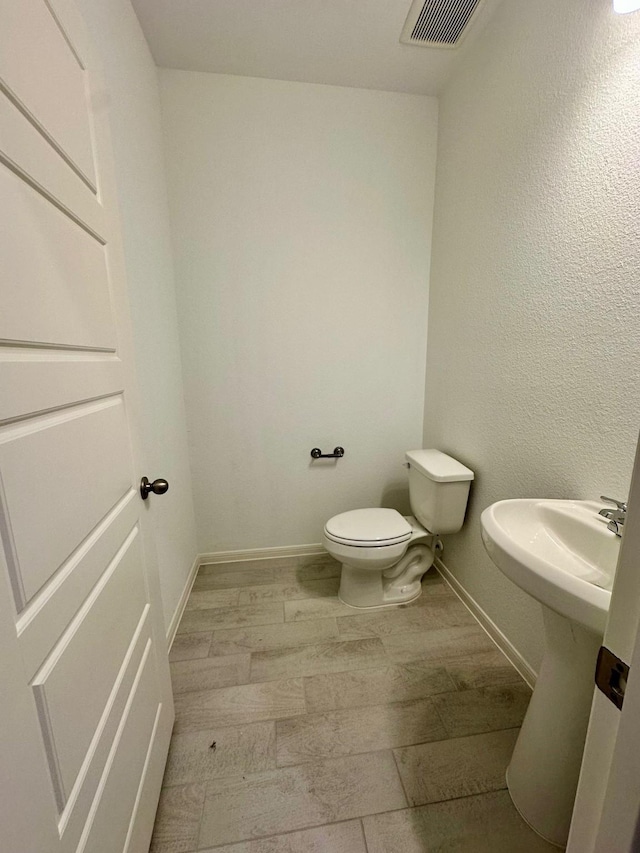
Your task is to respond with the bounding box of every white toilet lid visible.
[324,508,412,547]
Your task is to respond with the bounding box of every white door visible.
[567,430,640,852]
[0,1,174,852]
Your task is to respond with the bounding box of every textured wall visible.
[76,0,198,631]
[424,0,640,671]
[160,71,437,553]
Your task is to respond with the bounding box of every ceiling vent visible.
[400,0,484,49]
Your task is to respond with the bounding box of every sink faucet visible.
[598,495,627,537]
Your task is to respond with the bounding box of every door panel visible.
[59,610,154,852]
[82,646,161,853]
[0,96,106,240]
[0,397,133,605]
[17,491,138,680]
[1,353,124,434]
[0,2,174,851]
[1,165,114,349]
[32,528,147,802]
[0,0,97,187]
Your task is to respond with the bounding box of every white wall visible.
[424,0,640,671]
[160,70,438,553]
[76,0,198,631]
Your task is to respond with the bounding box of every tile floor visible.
[150,554,555,852]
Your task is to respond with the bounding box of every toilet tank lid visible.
[406,449,474,483]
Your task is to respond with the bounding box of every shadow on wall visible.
[380,482,411,516]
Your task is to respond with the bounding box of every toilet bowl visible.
[324,510,434,607]
[323,450,474,609]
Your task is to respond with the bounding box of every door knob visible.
[140,476,169,500]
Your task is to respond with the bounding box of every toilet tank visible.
[406,449,474,535]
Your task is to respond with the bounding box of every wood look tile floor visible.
[151,554,555,852]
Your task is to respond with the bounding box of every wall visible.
[160,70,438,553]
[424,0,640,671]
[76,0,198,632]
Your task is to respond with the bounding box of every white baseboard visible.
[435,556,538,689]
[198,543,326,565]
[166,554,200,651]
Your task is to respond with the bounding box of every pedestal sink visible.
[481,499,620,849]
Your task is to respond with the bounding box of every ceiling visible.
[131,0,503,96]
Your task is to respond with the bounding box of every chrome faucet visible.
[598,495,627,537]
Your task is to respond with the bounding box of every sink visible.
[481,498,622,849]
[481,499,619,634]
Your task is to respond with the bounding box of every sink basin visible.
[481,499,619,634]
[481,498,622,849]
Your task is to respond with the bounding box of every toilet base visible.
[338,542,435,608]
[338,585,423,610]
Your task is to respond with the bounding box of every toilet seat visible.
[324,508,412,548]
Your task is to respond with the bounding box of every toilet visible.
[323,449,474,608]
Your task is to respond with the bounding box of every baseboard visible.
[435,556,538,689]
[166,554,200,651]
[198,542,326,565]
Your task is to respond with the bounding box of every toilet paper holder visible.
[310,447,345,459]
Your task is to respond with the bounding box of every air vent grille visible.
[400,0,483,48]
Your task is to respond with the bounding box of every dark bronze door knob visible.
[140,476,169,500]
